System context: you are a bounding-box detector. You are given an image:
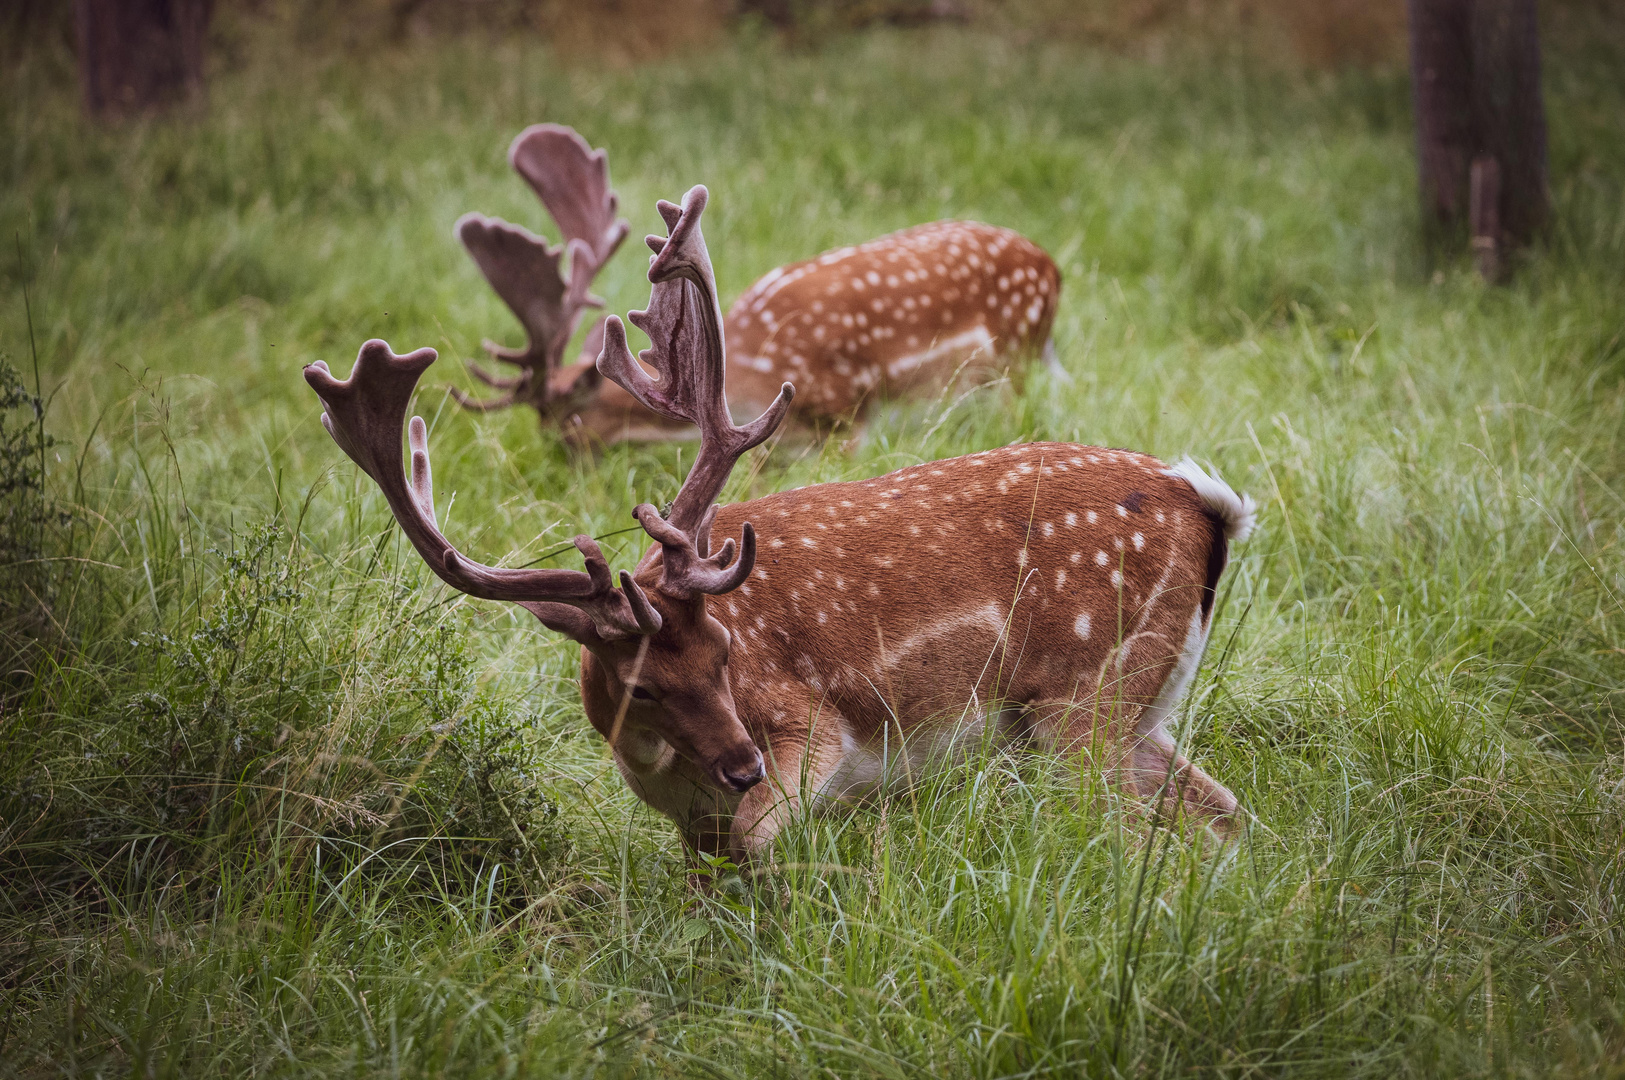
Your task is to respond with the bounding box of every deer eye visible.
[630,685,656,701]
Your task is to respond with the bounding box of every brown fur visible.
[553,221,1061,442]
[577,442,1238,862]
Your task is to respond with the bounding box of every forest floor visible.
[2,10,1624,1077]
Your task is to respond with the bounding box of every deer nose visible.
[721,757,765,793]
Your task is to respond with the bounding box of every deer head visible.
[452,124,630,420]
[306,184,793,795]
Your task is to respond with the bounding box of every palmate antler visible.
[304,186,788,653]
[598,185,795,599]
[305,340,660,643]
[454,125,630,415]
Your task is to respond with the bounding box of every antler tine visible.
[305,340,660,641]
[508,124,631,272]
[596,185,794,598]
[454,213,575,411]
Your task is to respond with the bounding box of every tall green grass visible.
[2,13,1623,1077]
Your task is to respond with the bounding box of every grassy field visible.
[3,10,1625,1077]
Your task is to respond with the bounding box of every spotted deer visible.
[306,184,1251,868]
[452,128,1060,441]
[557,219,1063,440]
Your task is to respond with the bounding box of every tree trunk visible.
[1469,0,1548,247]
[1408,0,1475,235]
[75,0,212,117]
[1406,0,1548,274]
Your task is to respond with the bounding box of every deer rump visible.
[582,442,1245,862]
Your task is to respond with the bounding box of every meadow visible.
[2,9,1624,1076]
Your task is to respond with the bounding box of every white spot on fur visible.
[1074,612,1092,641]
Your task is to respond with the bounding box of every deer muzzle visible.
[716,749,766,794]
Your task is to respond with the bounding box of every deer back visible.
[699,443,1230,744]
[723,221,1061,420]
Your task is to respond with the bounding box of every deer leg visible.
[729,725,848,863]
[1119,727,1238,830]
[1024,698,1238,832]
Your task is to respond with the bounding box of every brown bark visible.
[1470,155,1501,280]
[75,0,212,117]
[1469,0,1548,245]
[1408,0,1476,231]
[1406,0,1548,271]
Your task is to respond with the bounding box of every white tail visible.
[1164,457,1257,541]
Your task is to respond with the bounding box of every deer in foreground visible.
[306,184,1251,867]
[453,127,1061,442]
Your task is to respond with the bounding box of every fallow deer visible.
[306,184,1252,868]
[452,127,1061,441]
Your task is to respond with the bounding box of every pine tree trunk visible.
[75,0,212,117]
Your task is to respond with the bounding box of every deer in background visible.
[453,126,1062,442]
[306,184,1250,868]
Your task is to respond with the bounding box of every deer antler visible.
[509,124,629,273]
[454,124,630,415]
[306,340,660,642]
[598,185,794,598]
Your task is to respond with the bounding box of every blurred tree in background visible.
[1408,0,1548,279]
[74,0,213,116]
